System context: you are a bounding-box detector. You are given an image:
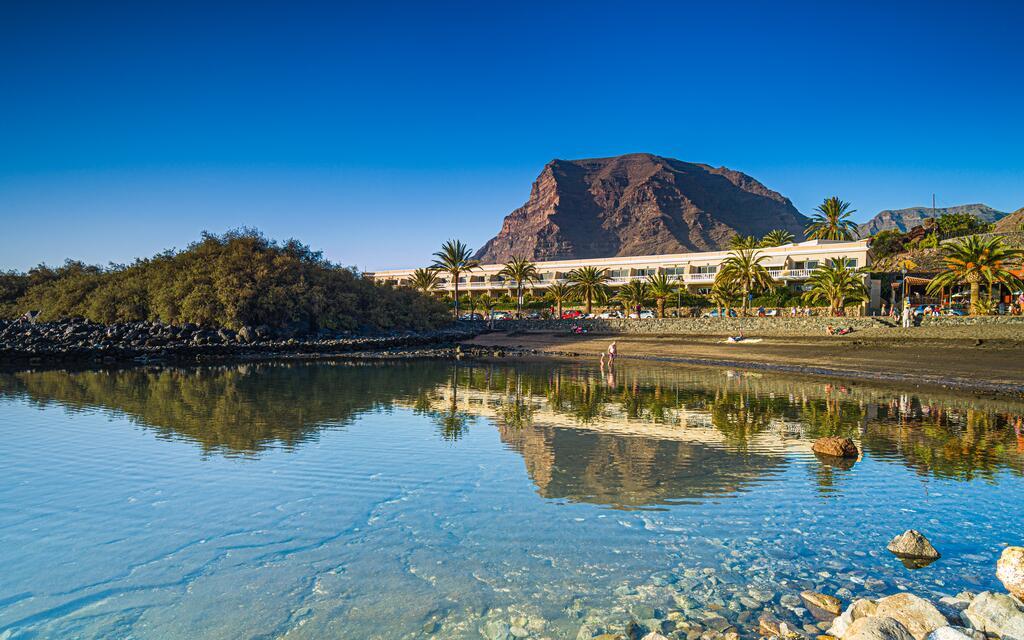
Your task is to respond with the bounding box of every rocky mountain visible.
[857,204,1006,237]
[992,207,1024,234]
[473,154,810,263]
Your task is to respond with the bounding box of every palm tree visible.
[545,281,572,319]
[717,247,776,316]
[729,234,760,250]
[927,236,1022,314]
[616,280,649,316]
[806,197,858,241]
[709,278,741,319]
[498,257,540,317]
[408,267,441,294]
[478,294,498,327]
[431,239,479,317]
[801,257,868,315]
[567,266,611,315]
[760,229,795,247]
[646,272,678,318]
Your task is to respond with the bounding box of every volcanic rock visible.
[812,437,859,458]
[474,153,809,263]
[997,546,1024,600]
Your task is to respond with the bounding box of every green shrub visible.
[0,230,450,331]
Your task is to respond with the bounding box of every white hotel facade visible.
[369,238,878,306]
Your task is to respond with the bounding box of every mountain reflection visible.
[1,361,1022,501]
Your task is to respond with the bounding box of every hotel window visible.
[844,258,858,268]
[693,265,717,274]
[634,268,655,276]
[663,266,686,277]
[609,269,630,278]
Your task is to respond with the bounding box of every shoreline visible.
[465,330,1024,400]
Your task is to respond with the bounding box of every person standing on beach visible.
[901,304,912,328]
[607,341,617,364]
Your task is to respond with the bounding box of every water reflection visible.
[1,361,1022,500]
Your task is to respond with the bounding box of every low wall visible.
[491,316,892,336]
[488,315,1024,336]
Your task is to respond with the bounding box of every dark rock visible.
[812,437,859,458]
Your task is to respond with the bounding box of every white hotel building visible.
[369,238,877,306]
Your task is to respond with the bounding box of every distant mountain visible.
[857,204,1007,237]
[473,153,810,264]
[992,207,1024,234]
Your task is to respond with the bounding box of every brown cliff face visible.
[474,153,809,263]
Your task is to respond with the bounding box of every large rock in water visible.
[830,599,881,637]
[845,616,916,640]
[473,153,810,263]
[997,546,1024,600]
[961,591,1024,640]
[887,530,941,560]
[875,593,949,640]
[812,437,860,458]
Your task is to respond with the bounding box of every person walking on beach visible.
[901,304,912,329]
[607,341,617,364]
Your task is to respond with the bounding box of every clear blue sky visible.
[2,1,1022,272]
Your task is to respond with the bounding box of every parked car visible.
[598,310,623,319]
[525,311,542,319]
[703,309,738,318]
[459,313,483,321]
[628,310,655,319]
[561,310,583,319]
[489,311,510,320]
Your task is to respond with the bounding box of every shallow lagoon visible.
[1,361,1022,639]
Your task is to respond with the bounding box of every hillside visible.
[993,207,1024,233]
[857,204,1006,237]
[474,154,809,263]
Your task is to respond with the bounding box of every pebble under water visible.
[0,360,1022,639]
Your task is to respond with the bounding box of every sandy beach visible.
[466,326,1024,397]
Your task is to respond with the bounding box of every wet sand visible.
[466,330,1024,398]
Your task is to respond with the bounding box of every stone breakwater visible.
[0,319,487,369]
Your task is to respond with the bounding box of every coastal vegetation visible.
[498,257,541,316]
[715,247,775,316]
[0,230,449,331]
[801,257,870,315]
[567,266,611,315]
[431,239,479,318]
[806,196,858,241]
[927,236,1022,315]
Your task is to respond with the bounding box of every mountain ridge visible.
[473,153,810,263]
[857,203,1007,237]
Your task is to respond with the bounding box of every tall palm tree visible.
[729,234,760,250]
[545,281,572,319]
[716,247,775,316]
[646,272,678,318]
[927,236,1022,314]
[498,257,540,317]
[431,239,479,317]
[801,257,869,315]
[760,229,795,247]
[408,267,441,294]
[616,280,649,316]
[567,266,611,315]
[806,197,858,241]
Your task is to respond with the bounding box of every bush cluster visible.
[0,230,450,332]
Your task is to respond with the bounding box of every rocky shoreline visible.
[470,543,1024,640]
[0,318,504,370]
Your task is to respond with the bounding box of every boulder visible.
[236,325,255,343]
[925,627,973,640]
[997,547,1024,600]
[875,593,949,640]
[802,590,844,616]
[887,530,940,560]
[812,437,859,458]
[844,616,915,640]
[829,599,880,638]
[961,591,1024,640]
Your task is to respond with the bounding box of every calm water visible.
[1,361,1023,639]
